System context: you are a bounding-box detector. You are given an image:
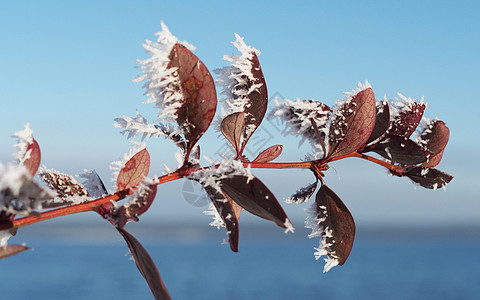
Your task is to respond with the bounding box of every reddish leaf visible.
[366,100,390,144]
[314,184,355,266]
[252,144,283,163]
[328,88,376,159]
[369,135,433,165]
[240,52,268,149]
[204,186,240,252]
[388,102,425,138]
[221,112,245,154]
[220,175,293,231]
[23,138,41,176]
[419,120,450,168]
[117,228,171,300]
[168,44,217,158]
[116,148,150,191]
[115,183,158,229]
[0,244,30,259]
[404,167,453,189]
[286,179,318,204]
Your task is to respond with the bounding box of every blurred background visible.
[1,1,479,299]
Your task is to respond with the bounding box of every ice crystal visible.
[214,34,262,117]
[77,169,108,198]
[12,123,34,165]
[203,202,225,229]
[133,21,195,125]
[305,203,339,273]
[189,158,253,194]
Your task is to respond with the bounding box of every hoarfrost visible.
[203,202,225,229]
[304,203,339,273]
[188,158,253,194]
[214,34,262,118]
[12,123,34,165]
[133,21,195,127]
[77,169,108,198]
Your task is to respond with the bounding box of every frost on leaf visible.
[133,22,216,160]
[404,167,453,189]
[40,168,91,207]
[417,120,449,168]
[221,175,293,232]
[12,123,41,176]
[327,84,376,159]
[306,184,355,272]
[203,185,240,252]
[271,98,331,150]
[111,178,158,229]
[366,98,390,144]
[0,164,53,216]
[285,178,318,204]
[215,34,268,152]
[369,135,432,165]
[252,144,283,163]
[388,94,425,138]
[166,44,217,158]
[111,143,150,191]
[220,112,245,154]
[0,244,30,259]
[117,228,171,300]
[77,169,108,199]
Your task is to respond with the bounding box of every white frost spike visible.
[12,122,34,166]
[114,110,167,141]
[203,202,225,229]
[304,203,339,273]
[389,93,425,119]
[110,141,147,189]
[188,158,254,194]
[133,21,195,125]
[214,34,262,118]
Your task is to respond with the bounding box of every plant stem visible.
[2,153,395,231]
[1,172,182,231]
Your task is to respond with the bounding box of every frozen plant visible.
[0,22,453,300]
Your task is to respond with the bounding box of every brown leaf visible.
[314,184,355,266]
[366,100,390,144]
[419,120,450,168]
[388,102,425,138]
[203,186,240,252]
[240,52,268,149]
[114,182,158,229]
[116,148,150,191]
[117,228,171,300]
[252,144,283,163]
[168,44,217,158]
[369,135,433,165]
[328,88,376,159]
[220,175,293,231]
[0,244,30,259]
[23,138,41,176]
[405,167,453,189]
[220,112,245,153]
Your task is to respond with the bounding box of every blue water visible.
[1,225,480,300]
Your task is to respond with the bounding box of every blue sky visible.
[1,0,479,228]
